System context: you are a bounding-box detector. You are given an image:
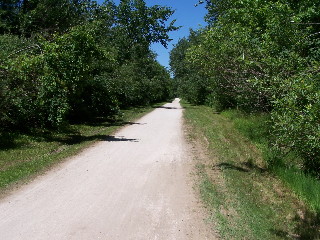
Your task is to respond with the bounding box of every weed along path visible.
[0,98,213,240]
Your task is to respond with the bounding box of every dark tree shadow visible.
[271,210,320,239]
[271,229,293,240]
[294,210,320,239]
[0,119,142,150]
[49,134,139,145]
[0,132,25,150]
[85,120,146,127]
[214,161,267,173]
[123,121,146,125]
[104,135,139,142]
[243,160,267,173]
[153,106,181,110]
[214,162,249,172]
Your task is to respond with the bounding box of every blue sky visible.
[96,0,207,69]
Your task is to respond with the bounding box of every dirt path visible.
[0,98,214,240]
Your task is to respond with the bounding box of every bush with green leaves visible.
[0,34,43,129]
[0,25,117,128]
[41,25,117,122]
[272,70,320,175]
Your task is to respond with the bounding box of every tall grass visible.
[274,166,320,213]
[222,110,320,214]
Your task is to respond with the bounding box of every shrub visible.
[272,70,320,175]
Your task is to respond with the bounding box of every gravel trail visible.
[0,98,213,240]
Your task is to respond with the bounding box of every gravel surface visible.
[0,98,214,240]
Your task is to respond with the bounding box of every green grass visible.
[222,109,320,215]
[275,167,320,210]
[0,104,163,192]
[182,102,318,239]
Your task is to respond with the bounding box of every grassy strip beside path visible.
[0,104,163,194]
[183,102,318,239]
[224,110,320,216]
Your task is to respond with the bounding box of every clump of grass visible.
[274,166,320,212]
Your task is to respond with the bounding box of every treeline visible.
[170,0,320,175]
[0,0,177,129]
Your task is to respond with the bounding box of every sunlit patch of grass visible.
[274,166,320,213]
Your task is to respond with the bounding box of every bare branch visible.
[7,44,43,58]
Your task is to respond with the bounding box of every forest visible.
[0,0,176,130]
[170,0,320,178]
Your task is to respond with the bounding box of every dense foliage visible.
[170,0,320,174]
[0,0,177,129]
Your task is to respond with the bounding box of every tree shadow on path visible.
[153,106,182,110]
[0,119,142,151]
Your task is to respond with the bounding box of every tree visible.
[0,0,20,33]
[113,0,178,62]
[19,0,94,36]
